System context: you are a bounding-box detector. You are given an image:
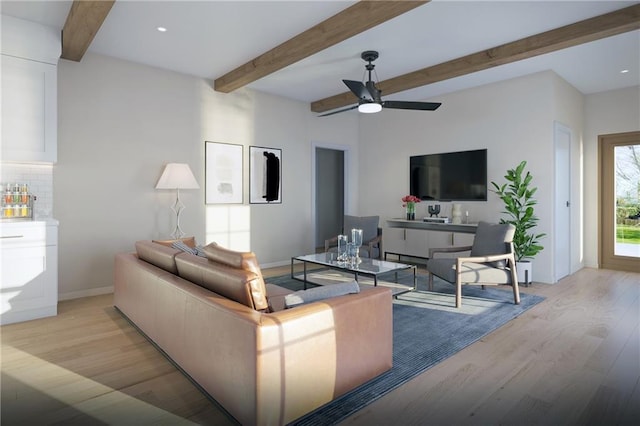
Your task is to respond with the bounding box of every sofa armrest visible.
[256,286,393,423]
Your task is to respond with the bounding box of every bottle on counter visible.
[12,184,19,203]
[20,184,29,203]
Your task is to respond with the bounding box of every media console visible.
[386,219,477,234]
[384,219,477,266]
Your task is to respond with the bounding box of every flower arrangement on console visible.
[401,195,421,220]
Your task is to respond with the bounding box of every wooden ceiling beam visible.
[214,0,429,93]
[311,4,640,113]
[61,0,115,61]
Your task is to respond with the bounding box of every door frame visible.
[598,131,640,272]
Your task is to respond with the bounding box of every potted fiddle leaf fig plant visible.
[491,160,546,284]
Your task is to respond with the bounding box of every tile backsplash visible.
[1,163,54,219]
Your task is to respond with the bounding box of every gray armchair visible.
[325,215,383,260]
[426,221,520,308]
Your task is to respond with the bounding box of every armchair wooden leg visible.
[455,277,462,308]
[508,255,520,305]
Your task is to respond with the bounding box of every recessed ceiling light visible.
[620,69,629,74]
[157,26,167,32]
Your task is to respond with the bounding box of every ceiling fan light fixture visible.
[358,102,382,113]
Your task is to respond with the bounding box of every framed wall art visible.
[249,146,282,204]
[205,141,243,204]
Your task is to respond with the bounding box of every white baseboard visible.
[59,285,113,301]
[260,259,291,269]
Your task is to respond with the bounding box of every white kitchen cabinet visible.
[1,221,58,325]
[1,54,57,163]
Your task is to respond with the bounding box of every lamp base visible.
[170,189,186,239]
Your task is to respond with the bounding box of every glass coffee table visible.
[291,253,416,296]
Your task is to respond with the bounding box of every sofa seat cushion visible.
[175,253,267,311]
[284,280,360,309]
[135,240,181,274]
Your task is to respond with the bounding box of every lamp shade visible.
[155,163,200,189]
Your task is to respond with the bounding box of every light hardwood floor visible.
[1,267,638,425]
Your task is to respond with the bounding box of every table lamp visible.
[155,163,199,239]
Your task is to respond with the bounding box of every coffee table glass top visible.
[293,252,413,275]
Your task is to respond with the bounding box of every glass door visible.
[615,144,640,258]
[599,131,640,272]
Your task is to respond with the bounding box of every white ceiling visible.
[2,0,638,109]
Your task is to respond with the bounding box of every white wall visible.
[56,53,357,298]
[55,51,638,296]
[358,71,576,284]
[551,72,585,276]
[308,112,360,215]
[583,86,640,268]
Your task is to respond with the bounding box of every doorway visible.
[314,147,345,249]
[554,122,571,281]
[598,131,640,272]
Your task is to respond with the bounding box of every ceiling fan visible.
[319,50,442,117]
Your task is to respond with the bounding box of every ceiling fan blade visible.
[382,100,442,111]
[365,81,381,101]
[317,104,359,117]
[343,80,374,102]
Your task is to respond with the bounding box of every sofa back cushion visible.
[202,243,268,310]
[203,243,260,273]
[175,253,268,311]
[135,240,181,274]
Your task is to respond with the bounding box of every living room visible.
[1,1,639,424]
[1,1,638,299]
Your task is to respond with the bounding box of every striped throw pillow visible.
[172,240,196,255]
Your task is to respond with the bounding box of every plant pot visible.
[516,260,532,286]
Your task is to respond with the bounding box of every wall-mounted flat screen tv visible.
[410,149,487,201]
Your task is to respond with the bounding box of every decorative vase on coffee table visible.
[351,228,363,264]
[337,234,348,263]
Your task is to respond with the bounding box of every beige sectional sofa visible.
[114,240,393,425]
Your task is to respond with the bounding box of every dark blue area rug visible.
[267,271,545,426]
